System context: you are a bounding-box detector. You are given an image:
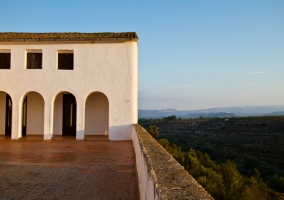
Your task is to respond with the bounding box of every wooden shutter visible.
[58,53,73,70]
[66,53,73,70]
[0,53,11,69]
[27,53,35,69]
[58,53,64,69]
[35,53,42,69]
[27,53,42,69]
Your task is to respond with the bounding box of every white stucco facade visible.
[0,32,138,140]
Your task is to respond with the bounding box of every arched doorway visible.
[53,92,77,136]
[85,92,109,135]
[0,92,12,136]
[21,92,44,137]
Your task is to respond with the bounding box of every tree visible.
[167,115,177,121]
[158,139,169,149]
[147,125,160,138]
[221,160,243,199]
[239,177,269,200]
[269,174,284,193]
[197,167,225,199]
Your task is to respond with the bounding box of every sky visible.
[0,0,283,110]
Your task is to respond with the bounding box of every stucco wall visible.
[0,40,138,140]
[85,92,108,135]
[26,92,44,135]
[0,92,5,135]
[132,125,156,200]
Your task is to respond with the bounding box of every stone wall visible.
[132,124,214,200]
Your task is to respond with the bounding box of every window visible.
[58,50,74,70]
[26,50,42,69]
[0,51,11,69]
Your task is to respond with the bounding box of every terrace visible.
[0,125,213,199]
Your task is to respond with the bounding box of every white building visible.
[0,32,138,140]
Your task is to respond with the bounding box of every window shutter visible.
[27,53,42,69]
[67,53,73,70]
[0,53,11,69]
[35,53,42,69]
[5,53,10,69]
[58,53,73,70]
[27,53,34,69]
[0,54,4,69]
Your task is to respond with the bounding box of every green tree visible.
[239,177,269,200]
[197,166,225,199]
[167,115,177,121]
[147,125,160,138]
[269,174,284,193]
[221,160,243,199]
[158,139,169,149]
[156,137,279,199]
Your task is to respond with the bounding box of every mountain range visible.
[138,105,284,119]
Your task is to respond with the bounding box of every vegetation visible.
[147,125,160,138]
[158,139,277,199]
[139,116,284,199]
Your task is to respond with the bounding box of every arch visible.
[0,91,13,136]
[85,92,109,135]
[20,91,45,137]
[51,89,79,107]
[53,91,77,136]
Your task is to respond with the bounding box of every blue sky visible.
[1,0,283,110]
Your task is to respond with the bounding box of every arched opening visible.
[0,91,12,136]
[85,92,109,135]
[53,92,77,136]
[21,92,44,137]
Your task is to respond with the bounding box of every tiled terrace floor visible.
[0,137,139,200]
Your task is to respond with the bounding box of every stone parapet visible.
[132,124,214,200]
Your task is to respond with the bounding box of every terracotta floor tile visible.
[0,139,139,200]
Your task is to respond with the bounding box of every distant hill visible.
[184,112,236,118]
[257,111,284,116]
[192,105,284,116]
[138,105,284,119]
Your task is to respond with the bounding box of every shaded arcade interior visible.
[53,92,77,136]
[85,92,109,136]
[21,92,44,137]
[0,92,12,136]
[0,91,110,139]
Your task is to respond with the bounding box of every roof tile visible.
[0,32,138,42]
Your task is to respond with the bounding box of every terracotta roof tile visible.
[0,32,138,42]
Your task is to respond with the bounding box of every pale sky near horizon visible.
[1,0,283,110]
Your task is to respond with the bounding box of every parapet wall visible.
[132,124,214,200]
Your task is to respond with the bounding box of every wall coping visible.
[133,124,214,200]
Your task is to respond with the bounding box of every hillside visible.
[138,105,284,119]
[139,116,284,197]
